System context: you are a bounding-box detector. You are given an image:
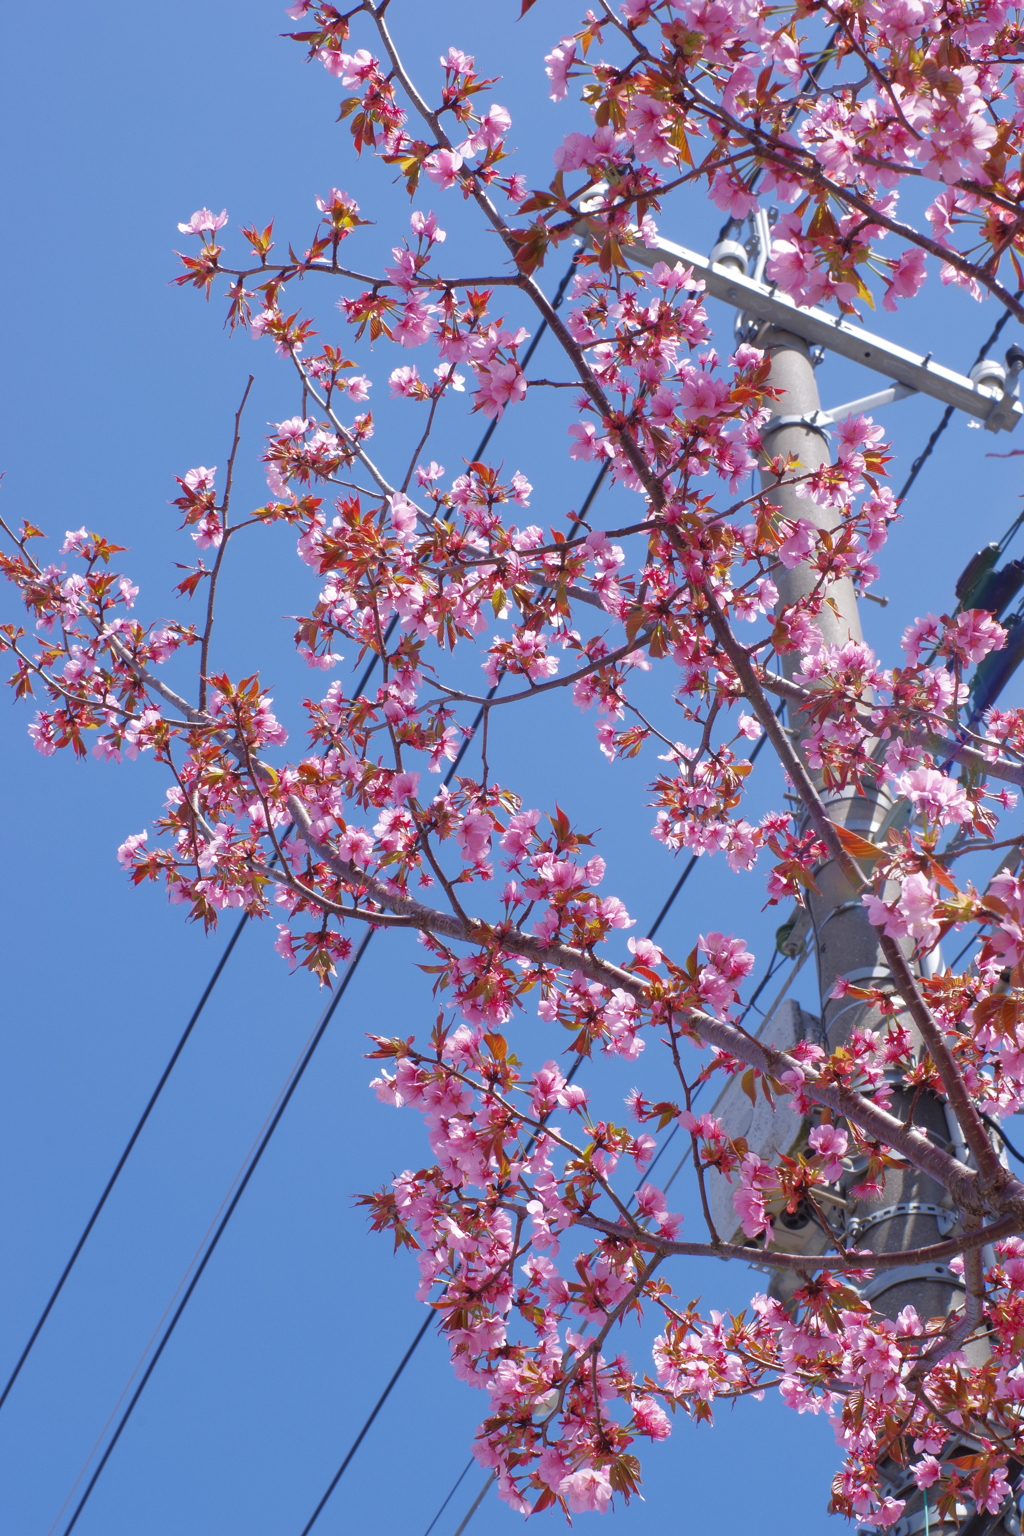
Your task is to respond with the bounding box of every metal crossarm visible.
[625,232,1023,432]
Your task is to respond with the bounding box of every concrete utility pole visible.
[723,258,992,1536]
[618,219,1018,1534]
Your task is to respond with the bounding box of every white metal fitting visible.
[709,239,749,276]
[971,357,1009,398]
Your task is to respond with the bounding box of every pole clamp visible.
[846,1201,956,1244]
[857,1262,964,1303]
[761,411,833,445]
[817,899,863,933]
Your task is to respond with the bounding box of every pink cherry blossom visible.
[544,37,576,100]
[177,208,228,235]
[472,361,526,420]
[423,149,464,190]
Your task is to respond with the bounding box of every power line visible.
[895,295,1022,504]
[294,650,784,1532]
[452,1474,496,1535]
[438,944,806,1533]
[56,927,376,1535]
[20,252,583,1479]
[297,1314,434,1536]
[0,906,251,1415]
[50,278,601,1529]
[647,700,783,942]
[421,1457,475,1536]
[362,270,1024,1536]
[292,451,614,1532]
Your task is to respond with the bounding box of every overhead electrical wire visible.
[647,701,784,941]
[51,221,855,1530]
[300,720,795,1532]
[12,252,584,1465]
[423,930,811,1536]
[45,995,339,1534]
[894,294,1022,504]
[421,1458,475,1536]
[419,262,1024,1536]
[45,256,593,1527]
[55,658,512,1535]
[0,834,303,1416]
[55,926,375,1535]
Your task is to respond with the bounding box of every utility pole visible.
[616,218,1019,1534]
[721,249,990,1536]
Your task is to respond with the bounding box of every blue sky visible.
[2,4,1023,1534]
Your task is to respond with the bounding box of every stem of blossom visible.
[684,86,1024,322]
[683,1005,986,1208]
[428,632,654,711]
[199,375,254,713]
[400,362,455,494]
[292,356,400,501]
[283,770,1008,1213]
[573,1209,1018,1271]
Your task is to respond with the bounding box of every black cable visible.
[411,935,800,1536]
[895,295,1022,504]
[293,452,611,1533]
[296,268,789,1530]
[58,927,375,1535]
[647,701,783,942]
[452,1475,495,1535]
[894,404,955,505]
[0,908,251,1416]
[41,249,586,1524]
[738,949,786,1018]
[298,1312,434,1536]
[981,1110,1024,1165]
[950,929,981,969]
[422,1458,475,1536]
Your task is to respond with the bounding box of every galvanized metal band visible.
[817,899,863,932]
[760,411,832,444]
[858,1262,964,1303]
[846,1201,956,1243]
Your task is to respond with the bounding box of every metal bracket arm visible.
[622,232,1023,433]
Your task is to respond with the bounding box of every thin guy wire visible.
[0,908,251,1415]
[57,927,375,1536]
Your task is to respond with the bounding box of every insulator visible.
[971,357,1009,397]
[709,239,749,275]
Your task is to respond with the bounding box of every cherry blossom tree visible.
[6,0,1024,1524]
